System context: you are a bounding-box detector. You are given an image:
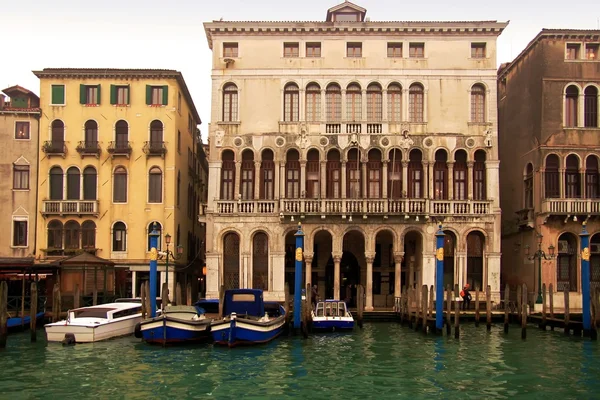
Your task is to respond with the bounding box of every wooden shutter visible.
[110,85,117,104]
[96,84,101,104]
[52,85,65,105]
[80,84,86,104]
[145,85,152,105]
[126,85,130,104]
[162,85,169,105]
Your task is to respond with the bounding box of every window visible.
[327,150,341,199]
[66,167,80,200]
[454,151,468,200]
[333,12,359,22]
[240,150,254,200]
[524,164,534,208]
[306,42,321,57]
[471,43,486,58]
[409,84,424,122]
[326,84,342,121]
[84,120,98,147]
[260,150,275,200]
[222,83,238,122]
[51,120,65,145]
[13,165,29,190]
[112,222,127,252]
[148,166,163,203]
[367,150,382,198]
[177,91,182,113]
[13,220,27,247]
[82,221,96,250]
[471,84,486,123]
[387,83,402,122]
[15,121,30,139]
[177,171,181,206]
[286,150,300,198]
[366,83,382,121]
[284,83,299,121]
[177,130,181,153]
[586,157,599,198]
[223,42,238,58]
[346,84,362,121]
[150,120,163,144]
[585,43,598,60]
[584,86,598,127]
[47,220,63,250]
[387,43,402,58]
[110,85,130,105]
[347,149,361,198]
[306,150,320,199]
[565,155,581,198]
[113,166,127,203]
[49,166,63,200]
[434,150,448,200]
[221,150,235,200]
[545,154,560,198]
[388,149,402,199]
[565,85,579,127]
[408,150,423,198]
[80,84,100,105]
[566,43,581,60]
[51,84,65,105]
[147,222,162,251]
[409,43,424,58]
[284,42,299,57]
[83,167,97,200]
[146,85,168,106]
[115,120,129,149]
[474,150,486,200]
[347,42,362,58]
[305,83,321,121]
[64,221,81,249]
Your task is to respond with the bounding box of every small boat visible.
[210,289,286,347]
[44,302,143,343]
[311,300,354,331]
[7,312,46,333]
[137,305,212,345]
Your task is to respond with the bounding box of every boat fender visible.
[61,333,76,346]
[134,322,142,338]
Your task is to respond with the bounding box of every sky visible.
[2,0,599,138]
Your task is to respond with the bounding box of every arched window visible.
[305,83,321,121]
[474,150,487,200]
[346,83,362,121]
[347,148,361,198]
[150,120,163,144]
[387,83,402,122]
[454,150,468,200]
[326,149,341,199]
[64,220,81,249]
[147,222,162,251]
[112,222,127,252]
[83,166,97,200]
[565,85,579,127]
[524,163,534,208]
[286,150,300,198]
[283,83,299,122]
[408,149,423,198]
[326,83,341,121]
[82,221,96,249]
[306,149,320,199]
[260,149,275,200]
[148,166,163,203]
[557,233,577,292]
[367,149,382,198]
[115,120,128,149]
[66,167,80,200]
[388,149,402,199]
[545,154,560,198]
[113,166,127,203]
[586,156,599,198]
[51,120,64,144]
[223,232,240,289]
[471,84,486,123]
[409,84,424,122]
[466,231,485,290]
[434,150,448,200]
[240,150,255,200]
[221,150,235,200]
[252,232,269,290]
[47,220,63,249]
[584,86,598,127]
[222,83,238,122]
[49,166,63,200]
[565,155,581,198]
[367,83,382,121]
[84,120,98,146]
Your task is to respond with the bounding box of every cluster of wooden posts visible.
[1,281,40,347]
[139,281,194,319]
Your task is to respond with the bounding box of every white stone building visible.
[203,2,507,308]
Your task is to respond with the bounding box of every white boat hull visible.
[45,316,142,343]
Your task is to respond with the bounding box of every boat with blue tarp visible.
[311,300,354,331]
[7,312,45,333]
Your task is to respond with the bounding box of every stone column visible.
[361,156,368,198]
[487,252,501,303]
[304,252,314,288]
[457,251,467,290]
[365,252,375,311]
[361,89,367,124]
[560,168,566,199]
[254,161,261,200]
[205,253,220,299]
[580,168,586,198]
[467,161,474,200]
[382,160,389,198]
[270,251,286,301]
[279,162,286,199]
[208,161,222,205]
[300,160,307,200]
[320,161,327,198]
[131,271,137,298]
[402,160,409,197]
[242,252,250,289]
[333,253,342,300]
[394,252,404,298]
[341,161,347,199]
[427,161,434,199]
[447,162,454,200]
[234,161,242,201]
[486,160,500,209]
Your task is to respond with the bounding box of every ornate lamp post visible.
[524,233,555,304]
[164,233,183,305]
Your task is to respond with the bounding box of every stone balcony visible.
[540,198,600,215]
[42,200,99,216]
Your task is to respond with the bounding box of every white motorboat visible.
[45,302,143,343]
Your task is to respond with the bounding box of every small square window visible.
[306,42,321,58]
[13,165,29,190]
[146,85,168,106]
[117,86,129,105]
[471,43,486,58]
[13,220,27,247]
[387,43,402,58]
[586,44,599,60]
[347,42,362,58]
[81,85,100,105]
[566,43,581,60]
[409,43,425,58]
[51,84,65,105]
[284,42,299,57]
[223,42,238,58]
[15,121,30,139]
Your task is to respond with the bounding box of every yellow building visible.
[33,68,204,302]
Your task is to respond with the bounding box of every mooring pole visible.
[580,221,591,336]
[294,223,305,332]
[149,223,160,318]
[435,225,444,332]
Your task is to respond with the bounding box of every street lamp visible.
[164,233,183,305]
[524,233,555,304]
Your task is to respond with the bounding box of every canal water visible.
[1,323,599,399]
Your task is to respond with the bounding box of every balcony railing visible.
[42,200,99,216]
[42,140,66,155]
[216,200,277,214]
[142,141,167,157]
[107,141,132,156]
[76,141,101,156]
[541,198,600,214]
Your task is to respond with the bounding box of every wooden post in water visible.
[516,284,522,322]
[357,284,364,329]
[74,283,80,310]
[541,283,547,330]
[415,286,422,332]
[591,287,599,341]
[175,282,182,306]
[428,285,434,320]
[52,282,61,322]
[218,285,225,320]
[399,286,405,324]
[30,281,38,342]
[446,285,451,336]
[549,283,555,330]
[504,284,510,334]
[140,283,147,320]
[564,287,570,336]
[0,281,8,348]
[422,285,429,334]
[486,285,491,331]
[303,283,311,337]
[591,287,597,341]
[20,272,26,330]
[93,267,98,306]
[186,282,192,306]
[475,285,480,327]
[407,287,413,328]
[161,283,169,309]
[454,284,460,338]
[521,284,527,339]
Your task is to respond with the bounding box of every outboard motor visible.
[61,333,76,346]
[134,322,142,338]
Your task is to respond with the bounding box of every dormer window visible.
[334,12,359,22]
[326,2,367,22]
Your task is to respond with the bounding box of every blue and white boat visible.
[137,305,212,345]
[210,289,286,347]
[7,312,45,333]
[311,300,354,331]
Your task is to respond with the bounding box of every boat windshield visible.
[338,302,347,316]
[73,308,114,319]
[316,303,324,316]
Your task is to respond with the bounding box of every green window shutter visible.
[97,84,101,104]
[51,85,65,105]
[110,85,117,105]
[126,85,130,104]
[80,84,87,104]
[146,85,152,105]
[162,85,169,105]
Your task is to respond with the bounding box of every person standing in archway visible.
[461,283,471,310]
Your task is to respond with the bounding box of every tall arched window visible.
[112,222,127,252]
[545,154,560,198]
[408,149,423,198]
[82,221,96,249]
[565,154,581,198]
[150,120,163,145]
[84,120,97,146]
[147,222,162,251]
[113,166,127,203]
[367,149,382,198]
[223,232,240,289]
[346,83,362,121]
[388,149,402,199]
[471,84,486,123]
[222,83,238,122]
[49,166,63,200]
[367,83,382,121]
[305,83,321,121]
[252,232,269,290]
[221,150,235,200]
[66,167,80,200]
[148,166,163,203]
[524,163,534,208]
[260,149,274,200]
[586,156,599,198]
[409,84,424,122]
[326,83,341,121]
[565,85,579,127]
[64,220,81,249]
[306,149,320,199]
[584,86,598,127]
[83,166,97,200]
[286,150,300,198]
[347,148,361,198]
[47,220,63,250]
[557,232,577,292]
[434,150,448,200]
[284,83,299,122]
[51,120,64,144]
[454,150,468,200]
[466,231,485,290]
[327,149,341,199]
[474,150,487,200]
[115,120,128,149]
[387,83,402,122]
[240,150,255,200]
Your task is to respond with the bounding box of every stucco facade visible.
[204,2,507,307]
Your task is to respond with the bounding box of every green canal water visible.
[1,323,599,399]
